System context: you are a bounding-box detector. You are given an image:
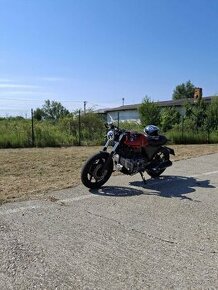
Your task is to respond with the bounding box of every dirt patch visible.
[0,145,218,204]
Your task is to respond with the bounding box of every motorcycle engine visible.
[114,138,149,175]
[114,154,147,175]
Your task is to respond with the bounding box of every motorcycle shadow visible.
[90,186,144,197]
[129,175,215,201]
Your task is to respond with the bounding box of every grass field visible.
[0,144,218,204]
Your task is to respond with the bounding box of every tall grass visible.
[0,115,106,148]
[116,121,143,132]
[0,119,32,148]
[0,119,75,148]
[0,118,217,148]
[34,122,76,147]
[166,129,218,144]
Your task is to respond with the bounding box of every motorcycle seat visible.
[147,135,167,146]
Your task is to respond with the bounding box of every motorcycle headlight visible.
[107,130,114,141]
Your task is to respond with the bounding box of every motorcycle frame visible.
[103,130,174,159]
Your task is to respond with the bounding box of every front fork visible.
[102,132,125,170]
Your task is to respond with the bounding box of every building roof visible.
[97,96,214,113]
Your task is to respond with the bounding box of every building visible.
[97,96,214,123]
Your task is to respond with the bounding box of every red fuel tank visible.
[123,132,148,149]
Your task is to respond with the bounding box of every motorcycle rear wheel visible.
[146,149,169,178]
[81,152,113,189]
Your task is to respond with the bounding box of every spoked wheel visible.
[146,148,169,178]
[81,152,113,189]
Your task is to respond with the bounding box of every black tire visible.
[81,152,113,189]
[146,148,169,178]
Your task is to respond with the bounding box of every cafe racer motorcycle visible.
[81,124,175,189]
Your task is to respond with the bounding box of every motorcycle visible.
[81,123,175,189]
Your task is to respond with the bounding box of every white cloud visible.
[0,90,50,96]
[0,76,63,116]
[0,83,39,89]
[0,78,13,83]
[39,76,65,82]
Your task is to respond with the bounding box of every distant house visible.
[97,96,214,123]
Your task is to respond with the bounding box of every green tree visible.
[35,100,70,121]
[184,98,207,130]
[34,108,44,121]
[138,96,161,126]
[206,96,218,130]
[160,107,181,132]
[172,80,195,100]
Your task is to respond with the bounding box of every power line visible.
[0,97,84,103]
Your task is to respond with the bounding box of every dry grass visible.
[0,144,218,204]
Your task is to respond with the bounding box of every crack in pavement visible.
[86,210,218,255]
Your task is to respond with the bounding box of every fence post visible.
[78,110,81,146]
[31,109,35,147]
[207,128,210,144]
[181,116,184,143]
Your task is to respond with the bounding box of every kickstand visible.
[139,172,147,184]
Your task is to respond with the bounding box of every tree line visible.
[0,80,217,147]
[139,81,218,133]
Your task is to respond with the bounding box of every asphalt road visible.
[0,153,218,290]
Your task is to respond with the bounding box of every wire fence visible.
[1,108,218,148]
[0,110,107,148]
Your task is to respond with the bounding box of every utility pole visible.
[122,97,125,106]
[78,110,81,146]
[31,109,35,147]
[84,101,87,114]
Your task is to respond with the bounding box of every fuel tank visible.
[123,131,167,149]
[123,132,148,149]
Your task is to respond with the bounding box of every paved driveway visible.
[0,153,218,289]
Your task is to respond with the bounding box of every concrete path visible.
[0,153,218,289]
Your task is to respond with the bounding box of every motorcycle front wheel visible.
[146,148,169,178]
[81,152,113,189]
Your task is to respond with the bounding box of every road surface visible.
[0,153,218,289]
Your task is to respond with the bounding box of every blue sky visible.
[0,0,218,116]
